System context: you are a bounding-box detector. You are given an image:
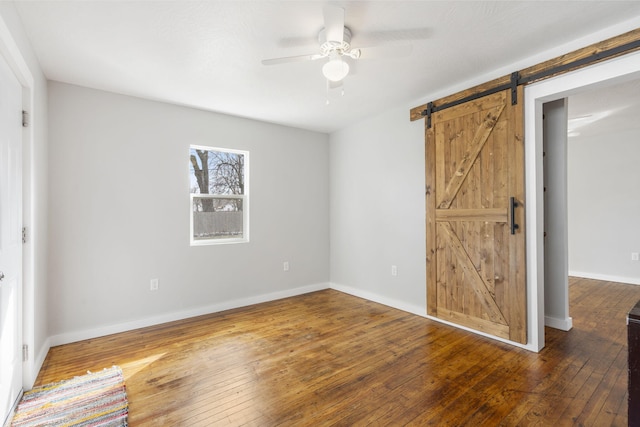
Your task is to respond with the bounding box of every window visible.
[189,145,249,245]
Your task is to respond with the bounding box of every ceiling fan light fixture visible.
[322,55,350,82]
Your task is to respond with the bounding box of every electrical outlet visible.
[632,253,639,262]
[283,261,290,272]
[150,278,159,291]
[391,265,398,276]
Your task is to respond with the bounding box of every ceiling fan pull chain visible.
[325,82,330,105]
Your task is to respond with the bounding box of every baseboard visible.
[545,315,573,331]
[329,282,425,317]
[48,282,330,347]
[327,283,542,353]
[569,271,640,286]
[25,337,51,389]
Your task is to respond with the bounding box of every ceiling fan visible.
[261,5,412,85]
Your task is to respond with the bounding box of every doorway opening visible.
[525,49,640,351]
[566,80,640,286]
[542,78,640,334]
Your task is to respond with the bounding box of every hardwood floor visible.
[35,278,640,426]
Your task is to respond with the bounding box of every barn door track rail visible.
[411,28,640,127]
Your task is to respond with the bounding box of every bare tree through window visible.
[190,146,248,243]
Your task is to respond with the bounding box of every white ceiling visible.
[11,1,640,133]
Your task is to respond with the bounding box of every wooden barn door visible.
[425,87,526,344]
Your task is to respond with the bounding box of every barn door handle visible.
[510,197,519,235]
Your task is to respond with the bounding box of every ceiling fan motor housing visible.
[318,27,352,56]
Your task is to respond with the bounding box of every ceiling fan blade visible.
[323,5,345,43]
[261,53,323,66]
[356,44,413,60]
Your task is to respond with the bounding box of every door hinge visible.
[22,227,27,244]
[22,344,28,362]
[22,110,29,127]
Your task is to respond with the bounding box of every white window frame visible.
[189,145,250,246]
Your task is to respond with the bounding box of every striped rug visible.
[11,366,128,427]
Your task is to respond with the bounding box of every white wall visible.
[48,82,329,343]
[568,127,640,285]
[543,99,572,331]
[329,105,426,315]
[0,3,49,387]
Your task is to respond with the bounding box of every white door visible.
[0,52,23,423]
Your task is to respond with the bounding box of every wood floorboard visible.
[32,278,640,426]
